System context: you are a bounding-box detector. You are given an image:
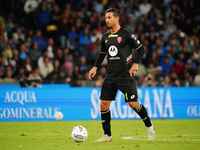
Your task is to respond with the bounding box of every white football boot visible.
[147,122,155,141]
[94,134,113,142]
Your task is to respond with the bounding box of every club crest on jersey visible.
[117,37,122,43]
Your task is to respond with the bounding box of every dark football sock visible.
[136,105,152,127]
[101,109,111,136]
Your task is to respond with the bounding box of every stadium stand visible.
[0,0,199,87]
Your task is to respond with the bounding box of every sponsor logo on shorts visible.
[131,95,135,99]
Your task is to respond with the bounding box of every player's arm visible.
[128,33,145,77]
[89,36,107,80]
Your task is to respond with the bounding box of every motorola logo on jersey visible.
[108,45,118,57]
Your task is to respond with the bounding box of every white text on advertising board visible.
[0,91,61,120]
[91,89,174,119]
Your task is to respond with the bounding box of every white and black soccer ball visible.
[54,111,64,121]
[71,125,88,142]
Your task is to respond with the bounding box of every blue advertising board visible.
[0,84,200,121]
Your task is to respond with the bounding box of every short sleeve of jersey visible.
[128,33,143,50]
[100,35,108,54]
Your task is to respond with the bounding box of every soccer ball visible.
[71,125,88,142]
[54,111,63,121]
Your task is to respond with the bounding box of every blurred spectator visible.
[53,59,61,74]
[184,58,197,78]
[79,56,88,75]
[135,63,147,77]
[167,18,177,34]
[136,74,145,87]
[65,54,74,71]
[23,56,34,73]
[87,38,101,62]
[91,28,102,43]
[5,15,15,36]
[169,2,182,22]
[3,69,15,83]
[79,27,92,57]
[95,75,103,87]
[126,17,136,32]
[67,26,78,52]
[94,0,104,14]
[170,70,181,87]
[14,67,25,81]
[29,42,42,66]
[55,48,65,65]
[159,56,172,76]
[56,70,66,83]
[181,72,193,87]
[139,0,152,15]
[61,61,72,77]
[72,65,80,80]
[43,37,57,60]
[95,79,103,87]
[10,49,23,73]
[146,62,156,75]
[19,44,28,62]
[172,58,184,76]
[119,7,129,27]
[63,48,70,60]
[38,56,54,79]
[194,72,200,86]
[32,30,47,51]
[37,2,51,31]
[194,47,200,63]
[127,8,140,25]
[66,69,72,83]
[58,17,70,48]
[51,3,62,26]
[0,66,4,80]
[12,27,25,46]
[154,66,164,86]
[142,73,156,87]
[163,75,172,87]
[159,24,171,42]
[98,66,107,78]
[38,50,49,67]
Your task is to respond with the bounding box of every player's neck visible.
[110,24,121,33]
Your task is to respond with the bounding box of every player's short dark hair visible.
[105,8,120,18]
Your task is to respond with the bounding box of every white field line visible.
[123,134,200,137]
[0,133,68,136]
[122,137,200,142]
[122,134,200,142]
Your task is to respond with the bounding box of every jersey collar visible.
[110,26,121,34]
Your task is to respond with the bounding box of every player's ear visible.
[116,16,120,22]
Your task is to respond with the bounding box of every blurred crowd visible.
[0,0,200,87]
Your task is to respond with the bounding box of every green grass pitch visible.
[0,119,200,150]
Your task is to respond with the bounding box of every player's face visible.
[105,12,119,28]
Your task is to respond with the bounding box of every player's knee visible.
[128,101,141,111]
[100,101,110,111]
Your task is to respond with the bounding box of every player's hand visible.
[89,67,97,80]
[129,63,138,77]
